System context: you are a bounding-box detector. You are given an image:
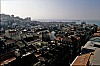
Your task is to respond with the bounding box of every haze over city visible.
[1,0,100,66]
[1,0,100,20]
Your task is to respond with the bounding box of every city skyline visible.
[1,0,100,20]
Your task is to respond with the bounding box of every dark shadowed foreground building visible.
[2,53,38,66]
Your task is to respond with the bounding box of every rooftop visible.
[91,48,100,65]
[71,53,91,66]
[0,57,16,66]
[93,33,100,37]
[82,41,100,50]
[89,37,100,42]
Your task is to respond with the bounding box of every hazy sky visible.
[1,0,100,20]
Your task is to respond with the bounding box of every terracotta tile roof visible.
[71,53,91,66]
[0,57,16,66]
[93,33,100,37]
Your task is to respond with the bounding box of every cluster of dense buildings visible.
[0,14,99,66]
[71,27,100,66]
[0,14,39,29]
